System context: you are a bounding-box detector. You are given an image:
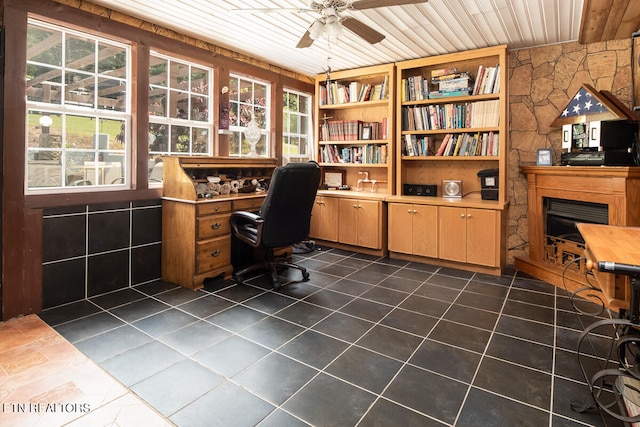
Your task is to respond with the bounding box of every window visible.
[228,74,270,157]
[26,20,130,191]
[283,89,312,163]
[148,53,213,179]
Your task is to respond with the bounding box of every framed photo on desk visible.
[323,169,345,188]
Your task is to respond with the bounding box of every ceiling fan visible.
[232,1,427,48]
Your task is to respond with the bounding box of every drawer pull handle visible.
[211,223,221,229]
[211,250,221,257]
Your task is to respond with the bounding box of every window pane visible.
[230,131,240,156]
[150,57,168,87]
[27,66,63,104]
[149,88,168,117]
[239,79,253,103]
[65,34,95,72]
[229,102,240,127]
[98,77,126,111]
[191,127,209,153]
[191,94,208,121]
[65,71,95,108]
[171,126,190,152]
[191,67,209,93]
[27,26,62,67]
[169,90,189,119]
[253,106,267,128]
[254,83,267,105]
[170,61,189,91]
[149,123,168,153]
[98,43,127,77]
[299,96,309,114]
[66,115,95,149]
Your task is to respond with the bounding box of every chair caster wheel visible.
[233,274,243,285]
[302,271,310,281]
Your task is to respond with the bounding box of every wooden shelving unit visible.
[388,45,509,275]
[310,64,395,255]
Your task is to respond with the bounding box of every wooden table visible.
[578,223,640,320]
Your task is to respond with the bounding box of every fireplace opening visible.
[544,197,608,270]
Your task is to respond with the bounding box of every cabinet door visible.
[388,203,414,254]
[438,206,467,263]
[338,198,359,246]
[356,199,381,249]
[413,205,438,258]
[466,208,498,267]
[320,196,339,242]
[310,196,339,242]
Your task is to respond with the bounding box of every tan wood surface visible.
[578,223,640,269]
[466,208,499,267]
[309,196,339,242]
[438,206,468,263]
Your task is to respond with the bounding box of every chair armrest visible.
[230,210,264,248]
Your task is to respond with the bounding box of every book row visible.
[402,132,500,157]
[320,143,388,165]
[401,99,500,131]
[319,75,389,105]
[320,119,387,142]
[401,64,500,101]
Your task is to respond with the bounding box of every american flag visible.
[561,87,608,118]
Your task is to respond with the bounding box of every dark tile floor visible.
[40,247,624,426]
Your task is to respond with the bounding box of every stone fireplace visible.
[516,166,640,310]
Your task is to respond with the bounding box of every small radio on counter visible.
[404,183,437,197]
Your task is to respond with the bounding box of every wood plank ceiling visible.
[84,0,640,76]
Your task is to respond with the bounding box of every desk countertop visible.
[577,223,640,267]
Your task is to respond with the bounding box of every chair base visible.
[233,257,310,290]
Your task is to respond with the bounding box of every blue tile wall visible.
[42,200,162,309]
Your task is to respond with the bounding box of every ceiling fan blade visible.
[341,17,385,44]
[351,0,427,10]
[296,29,315,48]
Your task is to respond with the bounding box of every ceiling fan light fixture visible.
[325,20,342,43]
[309,19,325,40]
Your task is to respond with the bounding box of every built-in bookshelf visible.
[394,45,508,204]
[387,45,509,275]
[314,63,395,193]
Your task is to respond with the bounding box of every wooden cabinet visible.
[161,156,277,290]
[309,196,339,242]
[312,64,394,256]
[387,45,508,275]
[388,203,437,258]
[338,198,382,249]
[438,207,499,267]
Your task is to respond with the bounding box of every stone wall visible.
[507,39,634,263]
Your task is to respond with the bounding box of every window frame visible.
[147,51,215,170]
[228,73,271,158]
[282,88,313,163]
[25,18,132,194]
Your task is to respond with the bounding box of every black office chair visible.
[230,161,321,290]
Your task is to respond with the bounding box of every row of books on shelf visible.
[401,65,500,101]
[402,99,500,131]
[320,144,388,164]
[402,132,499,157]
[319,76,389,105]
[320,119,387,141]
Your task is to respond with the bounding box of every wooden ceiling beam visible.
[580,0,640,43]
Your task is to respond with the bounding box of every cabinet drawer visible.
[197,213,232,240]
[233,198,263,212]
[196,236,231,274]
[198,201,232,217]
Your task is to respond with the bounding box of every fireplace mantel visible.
[515,166,640,310]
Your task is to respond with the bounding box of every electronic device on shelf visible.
[561,121,637,166]
[442,180,462,197]
[403,183,437,197]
